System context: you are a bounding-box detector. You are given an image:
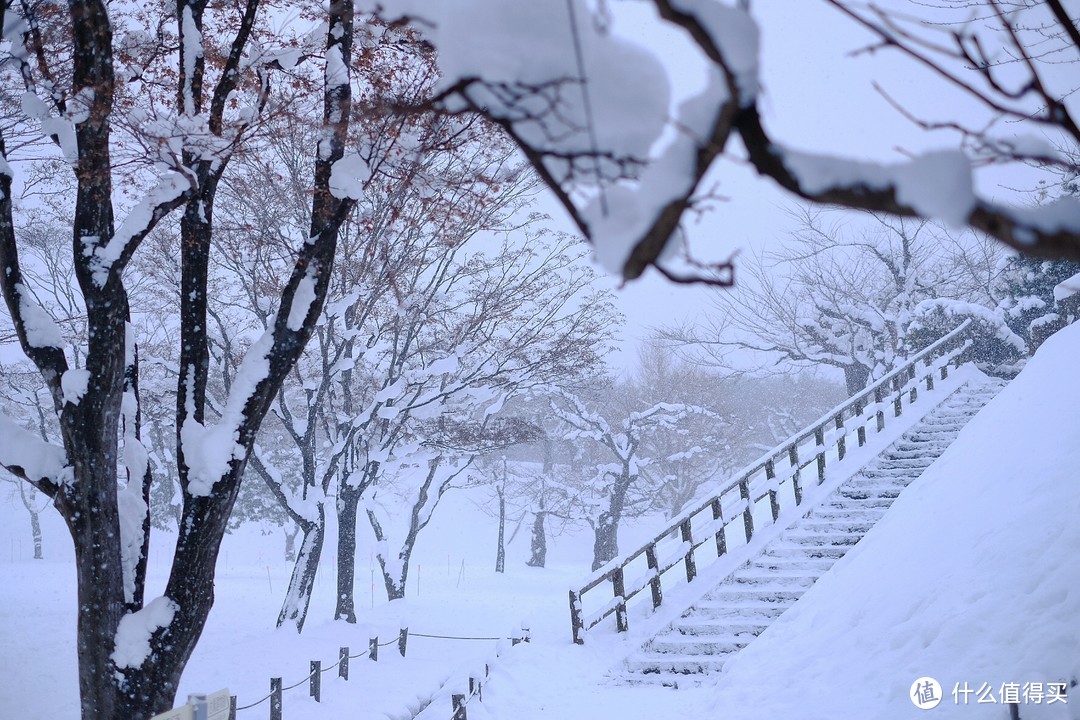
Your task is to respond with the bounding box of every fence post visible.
[874,386,886,432]
[229,696,237,720]
[739,477,754,541]
[339,647,349,680]
[368,636,378,661]
[398,626,409,657]
[569,589,584,645]
[452,694,467,720]
[612,567,628,632]
[644,544,663,609]
[270,678,282,720]
[310,661,321,702]
[855,400,867,447]
[469,676,482,702]
[679,518,697,582]
[710,498,727,557]
[835,412,846,461]
[893,375,903,417]
[788,444,803,505]
[814,426,826,485]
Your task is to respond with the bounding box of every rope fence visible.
[218,624,530,720]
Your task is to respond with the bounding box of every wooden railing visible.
[568,321,975,644]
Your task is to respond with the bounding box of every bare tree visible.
[0,1,365,717]
[370,0,1080,281]
[664,210,1008,393]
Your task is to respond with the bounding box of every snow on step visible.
[619,377,1006,685]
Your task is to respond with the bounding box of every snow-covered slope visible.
[696,322,1080,719]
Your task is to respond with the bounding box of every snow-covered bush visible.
[907,299,1025,369]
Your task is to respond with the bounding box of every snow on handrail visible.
[569,321,974,644]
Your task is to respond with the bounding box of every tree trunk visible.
[591,510,619,571]
[334,483,362,622]
[495,485,506,573]
[30,506,43,559]
[843,363,872,395]
[283,525,298,562]
[277,506,326,633]
[527,511,547,568]
[591,471,630,571]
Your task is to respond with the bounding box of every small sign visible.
[150,706,193,720]
[205,689,231,720]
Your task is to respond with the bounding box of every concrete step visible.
[782,531,863,547]
[648,633,751,655]
[617,377,1007,683]
[625,654,727,676]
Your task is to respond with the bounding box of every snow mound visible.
[700,323,1080,719]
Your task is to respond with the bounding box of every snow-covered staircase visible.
[620,376,1006,686]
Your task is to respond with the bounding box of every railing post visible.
[739,477,754,541]
[814,426,826,485]
[835,412,846,461]
[612,567,628,632]
[270,678,282,720]
[941,362,949,380]
[452,694,467,720]
[679,518,697,582]
[874,386,886,432]
[710,497,727,557]
[310,660,321,702]
[908,364,918,403]
[368,636,378,661]
[569,589,584,645]
[398,626,409,657]
[469,676,482,702]
[339,647,349,680]
[768,488,780,523]
[788,445,803,504]
[644,544,663,609]
[855,400,867,447]
[925,359,935,391]
[893,375,903,417]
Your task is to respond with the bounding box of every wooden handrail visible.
[569,320,974,644]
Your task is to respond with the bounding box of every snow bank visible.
[699,322,1080,719]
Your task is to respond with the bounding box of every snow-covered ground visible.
[4,323,1080,720]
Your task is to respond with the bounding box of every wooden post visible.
[398,627,409,657]
[469,676,482,702]
[814,426,826,485]
[368,636,378,661]
[739,477,754,541]
[893,375,903,417]
[768,488,780,523]
[310,660,321,702]
[569,589,584,645]
[835,412,846,461]
[874,386,885,432]
[612,567,628,632]
[855,400,867,447]
[644,544,663,609]
[908,365,918,403]
[710,498,727,557]
[788,444,803,505]
[452,694,467,720]
[229,696,236,720]
[270,678,282,720]
[339,647,349,680]
[679,518,697,582]
[941,362,949,380]
[925,364,935,391]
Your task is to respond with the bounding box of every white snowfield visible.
[3,327,1079,719]
[475,324,1080,719]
